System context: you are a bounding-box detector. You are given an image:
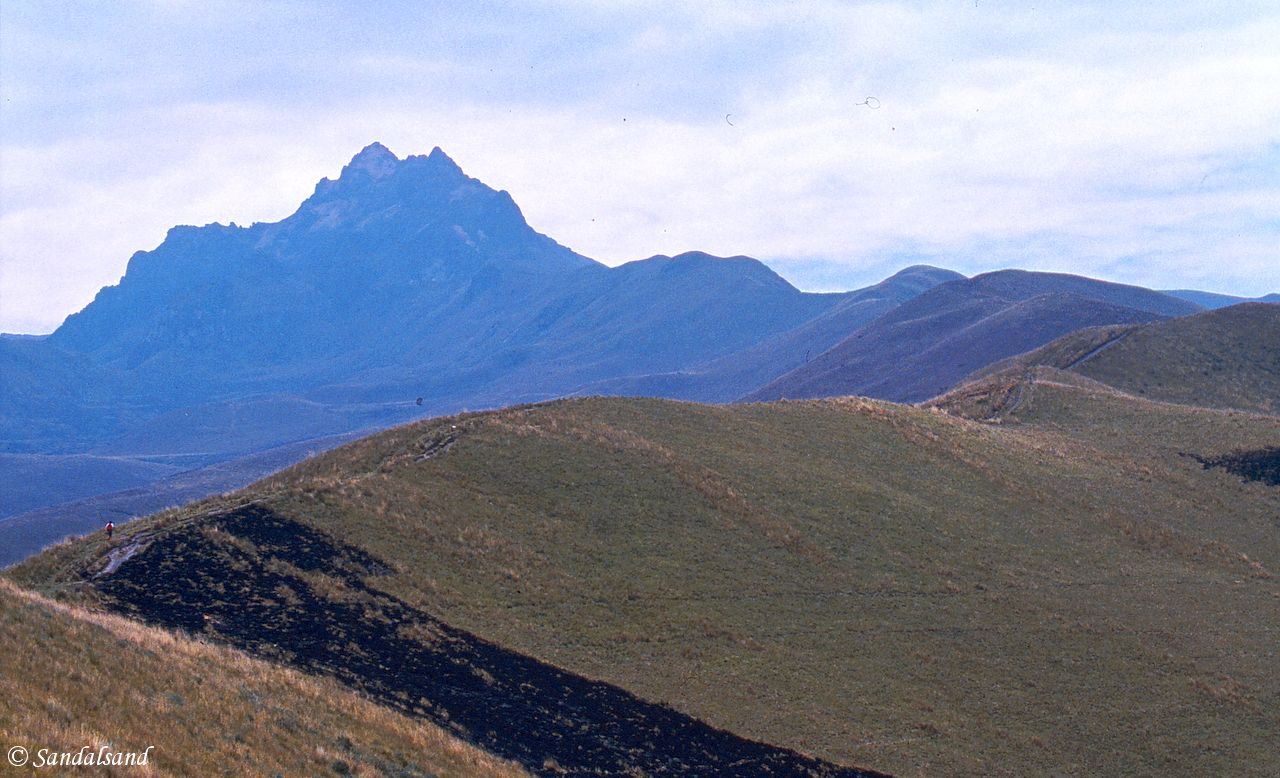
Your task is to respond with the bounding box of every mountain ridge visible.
[0,141,1246,556]
[746,269,1201,403]
[4,142,894,535]
[566,265,965,402]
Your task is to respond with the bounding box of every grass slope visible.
[974,303,1280,415]
[0,578,525,777]
[14,390,1279,777]
[50,504,877,777]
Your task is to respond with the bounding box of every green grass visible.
[972,303,1280,415]
[16,386,1278,777]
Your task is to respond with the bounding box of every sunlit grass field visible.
[17,381,1276,777]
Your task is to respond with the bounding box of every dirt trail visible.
[96,534,153,578]
[415,429,460,461]
[1064,330,1132,370]
[990,329,1134,420]
[1000,370,1034,417]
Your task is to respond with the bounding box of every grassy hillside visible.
[14,389,1279,777]
[973,303,1280,415]
[0,578,525,777]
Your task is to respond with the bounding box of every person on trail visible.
[105,521,114,540]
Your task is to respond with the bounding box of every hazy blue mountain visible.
[7,144,856,450]
[5,143,908,532]
[49,143,595,393]
[0,430,365,567]
[1163,289,1280,309]
[746,270,1202,403]
[0,334,135,453]
[0,453,181,520]
[1164,290,1247,309]
[569,265,965,401]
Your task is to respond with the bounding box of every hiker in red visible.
[105,521,114,540]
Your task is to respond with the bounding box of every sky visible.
[2,1,1278,334]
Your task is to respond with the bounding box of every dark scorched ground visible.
[1195,447,1280,487]
[92,505,887,777]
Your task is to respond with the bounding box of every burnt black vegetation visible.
[93,505,885,777]
[1195,447,1280,487]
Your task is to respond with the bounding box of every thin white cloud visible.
[2,1,1278,332]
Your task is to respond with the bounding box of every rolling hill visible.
[1163,289,1280,309]
[14,350,1278,776]
[746,269,1201,403]
[962,303,1280,415]
[0,578,527,777]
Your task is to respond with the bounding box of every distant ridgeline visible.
[1,141,1273,559]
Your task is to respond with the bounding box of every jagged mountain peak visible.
[419,145,463,172]
[344,141,400,179]
[308,142,468,203]
[48,143,597,355]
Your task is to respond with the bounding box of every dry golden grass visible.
[0,578,527,778]
[12,388,1280,777]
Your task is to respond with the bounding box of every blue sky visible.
[2,1,1278,333]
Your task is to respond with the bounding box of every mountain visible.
[953,302,1280,416]
[451,250,842,403]
[1164,289,1249,309]
[6,143,856,457]
[8,143,936,530]
[36,142,598,422]
[746,269,1202,403]
[51,143,593,359]
[1163,289,1280,309]
[12,382,1278,777]
[0,453,182,519]
[0,578,526,776]
[568,264,965,401]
